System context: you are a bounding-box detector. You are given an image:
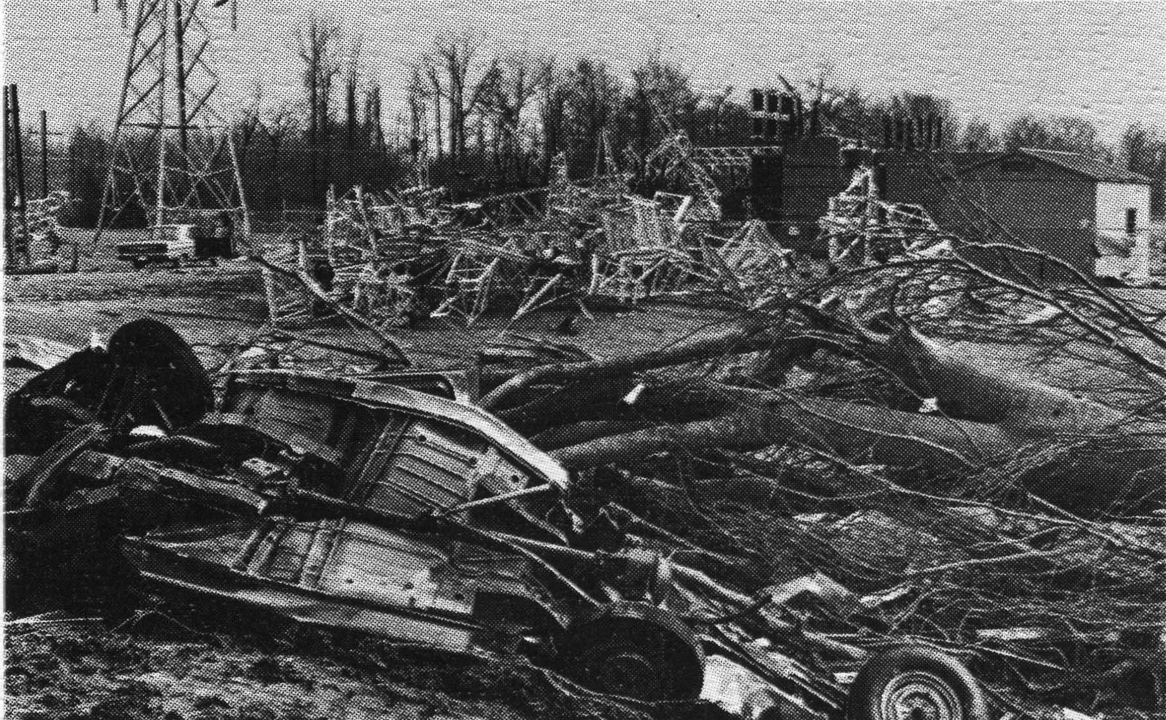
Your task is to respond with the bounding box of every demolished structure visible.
[4,190,73,272]
[819,165,956,267]
[257,128,801,330]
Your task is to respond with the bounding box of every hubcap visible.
[880,671,962,720]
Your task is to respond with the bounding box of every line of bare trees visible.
[38,16,1166,225]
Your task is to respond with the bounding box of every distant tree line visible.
[38,16,1166,226]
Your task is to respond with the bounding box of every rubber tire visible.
[557,601,705,702]
[131,259,146,270]
[107,318,214,428]
[847,645,989,720]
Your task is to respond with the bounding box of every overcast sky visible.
[4,0,1165,140]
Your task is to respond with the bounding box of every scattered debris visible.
[6,318,1004,720]
[4,190,73,273]
[820,164,955,267]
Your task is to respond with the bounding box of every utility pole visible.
[174,0,189,162]
[27,111,65,199]
[4,84,32,267]
[346,75,356,187]
[39,110,48,197]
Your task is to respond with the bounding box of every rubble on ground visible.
[4,190,73,273]
[256,132,798,331]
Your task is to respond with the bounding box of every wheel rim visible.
[879,671,963,720]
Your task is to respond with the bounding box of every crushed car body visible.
[4,318,990,720]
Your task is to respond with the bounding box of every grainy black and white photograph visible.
[2,1,1165,719]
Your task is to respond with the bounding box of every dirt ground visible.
[3,616,640,720]
[3,240,738,387]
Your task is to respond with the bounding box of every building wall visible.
[1095,182,1150,234]
[932,158,1098,275]
[777,136,848,251]
[878,154,951,213]
[1094,182,1157,277]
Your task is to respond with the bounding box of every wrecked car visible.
[5,318,990,720]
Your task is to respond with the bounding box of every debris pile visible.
[257,132,799,329]
[4,190,72,272]
[7,136,1166,720]
[819,166,955,267]
[463,245,1166,718]
[8,227,1166,718]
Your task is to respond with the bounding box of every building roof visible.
[1017,148,1152,184]
[872,150,1007,169]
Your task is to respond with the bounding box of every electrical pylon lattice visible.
[91,0,250,251]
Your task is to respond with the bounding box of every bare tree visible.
[1001,114,1109,158]
[342,33,364,186]
[262,101,294,207]
[564,58,623,176]
[420,31,498,166]
[294,11,344,199]
[417,63,444,163]
[629,52,698,153]
[480,50,552,185]
[538,61,570,178]
[236,83,264,159]
[961,117,998,151]
[1119,122,1166,215]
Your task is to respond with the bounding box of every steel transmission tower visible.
[91,0,250,254]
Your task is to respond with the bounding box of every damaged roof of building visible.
[1009,148,1152,184]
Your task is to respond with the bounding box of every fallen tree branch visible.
[479,322,775,410]
[549,391,1014,471]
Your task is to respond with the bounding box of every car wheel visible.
[847,645,989,720]
[131,259,146,270]
[557,601,705,702]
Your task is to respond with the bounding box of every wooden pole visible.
[155,0,169,228]
[375,86,385,151]
[10,84,32,264]
[11,85,28,212]
[3,86,10,211]
[3,86,13,266]
[70,136,79,272]
[309,43,318,203]
[346,76,355,187]
[40,110,48,198]
[174,0,189,163]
